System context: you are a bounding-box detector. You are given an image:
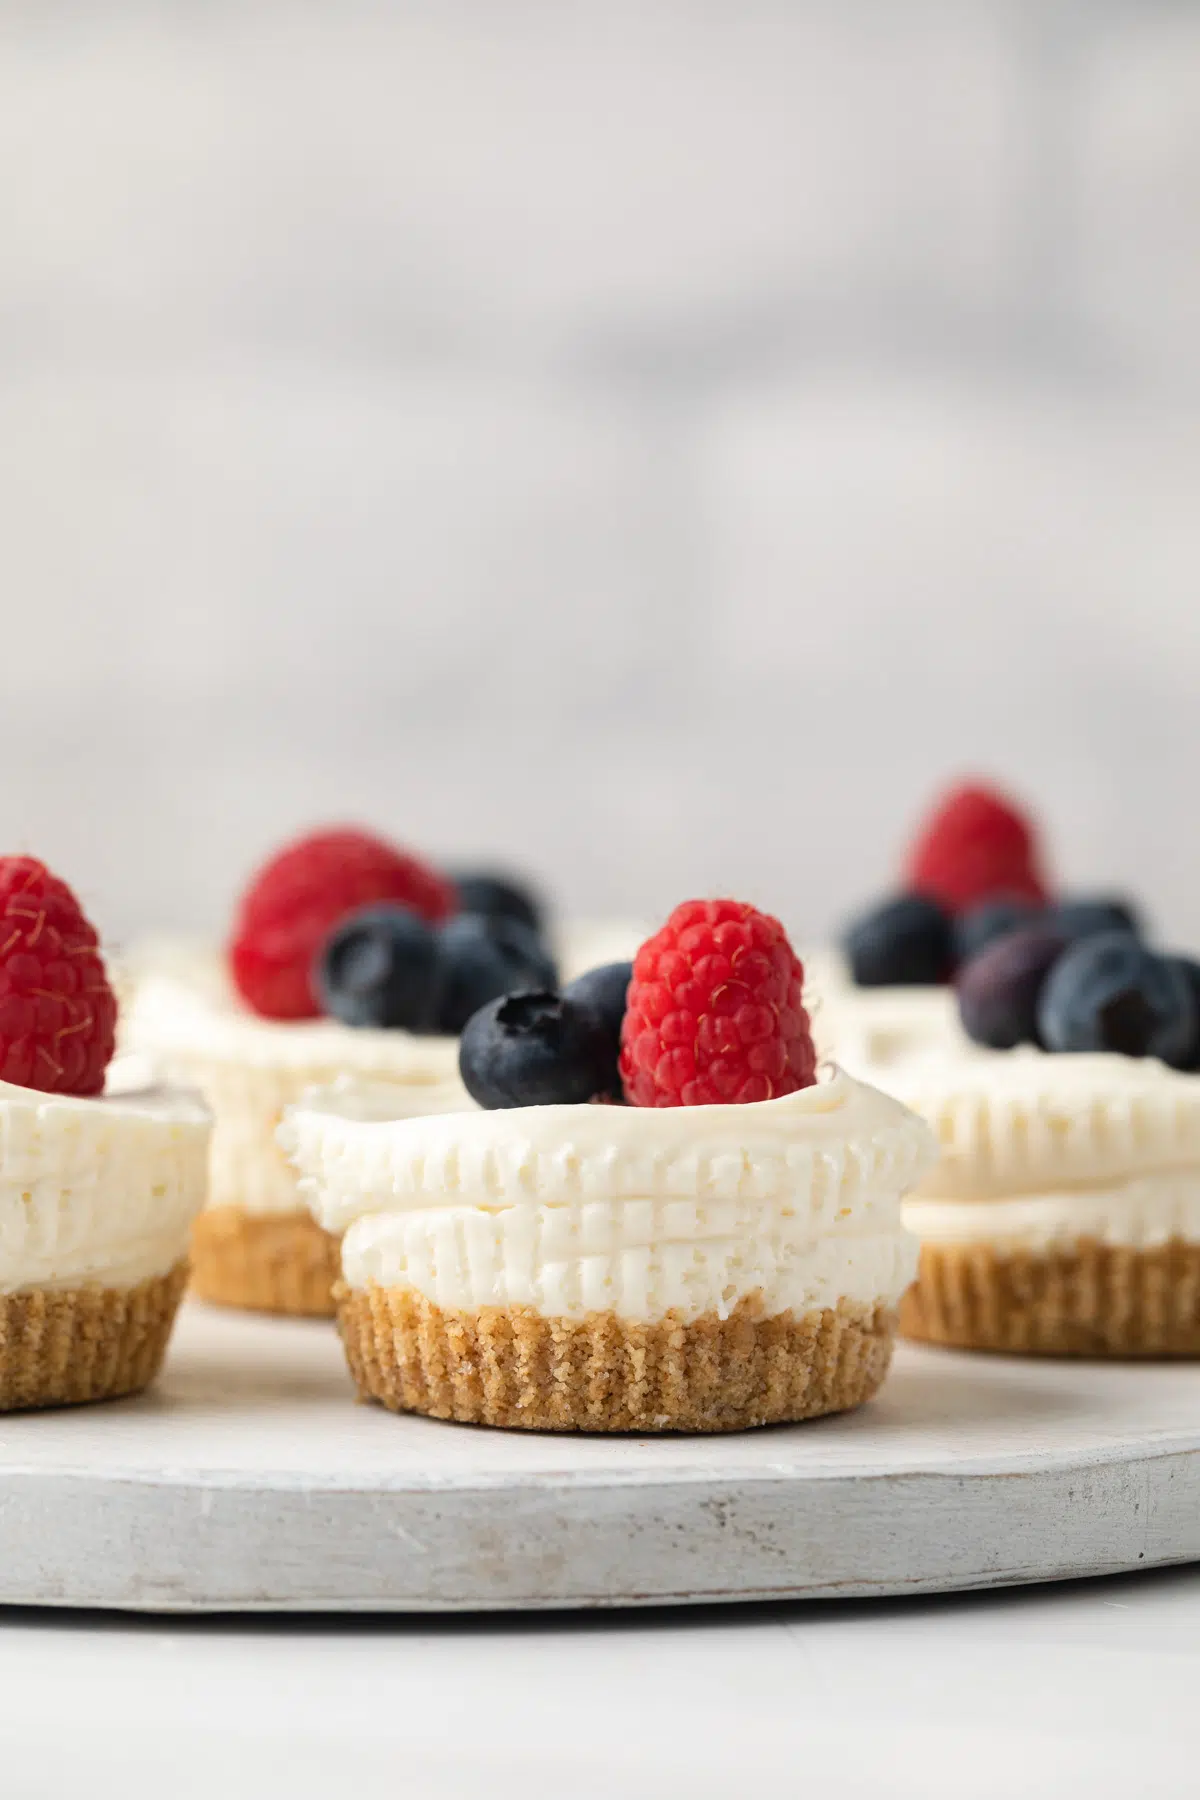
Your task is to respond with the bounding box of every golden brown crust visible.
[335,1286,896,1431]
[0,1263,188,1411]
[190,1207,340,1317]
[900,1238,1200,1356]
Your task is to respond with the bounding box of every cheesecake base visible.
[0,1262,189,1411]
[191,1207,340,1317]
[900,1238,1200,1356]
[336,1286,896,1431]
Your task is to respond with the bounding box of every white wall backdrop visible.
[2,1,1199,948]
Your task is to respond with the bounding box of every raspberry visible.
[904,782,1049,915]
[229,828,456,1020]
[0,857,116,1096]
[619,899,817,1107]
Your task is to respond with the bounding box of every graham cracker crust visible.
[0,1262,188,1411]
[336,1286,896,1431]
[900,1238,1200,1356]
[191,1206,340,1317]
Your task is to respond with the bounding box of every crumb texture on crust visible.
[900,1239,1200,1356]
[0,1262,187,1411]
[336,1288,896,1432]
[191,1206,339,1317]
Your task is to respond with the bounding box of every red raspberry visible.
[0,857,116,1096]
[229,828,456,1020]
[619,899,818,1107]
[904,782,1049,915]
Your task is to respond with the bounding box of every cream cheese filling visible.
[904,1173,1200,1252]
[0,1060,211,1293]
[281,1068,935,1325]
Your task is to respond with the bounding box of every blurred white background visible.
[2,1,1199,947]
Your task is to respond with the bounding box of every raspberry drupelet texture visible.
[905,782,1049,915]
[619,899,817,1107]
[230,828,457,1021]
[0,857,117,1096]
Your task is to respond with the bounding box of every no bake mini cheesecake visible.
[0,857,209,1409]
[889,1049,1200,1356]
[848,914,1200,1355]
[125,828,646,1317]
[282,898,936,1431]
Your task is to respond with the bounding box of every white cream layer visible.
[866,1047,1200,1201]
[281,1069,935,1325]
[0,1060,211,1294]
[851,1042,1200,1255]
[905,1174,1200,1252]
[124,964,466,1216]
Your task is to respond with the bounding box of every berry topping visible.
[0,857,116,1095]
[563,961,633,1042]
[956,926,1067,1051]
[1046,895,1141,944]
[229,828,455,1020]
[905,782,1049,914]
[459,991,620,1108]
[435,914,558,1036]
[844,894,953,988]
[315,906,442,1032]
[952,895,1042,965]
[1167,958,1200,1071]
[1037,932,1196,1065]
[451,869,544,938]
[619,899,817,1108]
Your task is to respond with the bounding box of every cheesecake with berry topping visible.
[281,900,936,1431]
[0,857,209,1409]
[853,928,1200,1356]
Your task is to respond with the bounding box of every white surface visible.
[1,1569,1198,1799]
[0,1302,1195,1612]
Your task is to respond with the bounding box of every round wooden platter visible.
[0,1301,1196,1613]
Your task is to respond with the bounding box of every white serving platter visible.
[0,1301,1196,1613]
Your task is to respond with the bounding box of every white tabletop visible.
[2,1567,1197,1798]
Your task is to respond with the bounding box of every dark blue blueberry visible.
[843,894,953,987]
[563,961,633,1040]
[953,895,1042,965]
[956,926,1067,1050]
[435,914,558,1035]
[459,990,620,1108]
[1046,895,1142,944]
[314,905,442,1031]
[450,869,544,937]
[1038,931,1196,1064]
[1165,957,1200,1071]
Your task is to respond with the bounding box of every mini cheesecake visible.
[0,1060,210,1409]
[281,1068,935,1432]
[870,1045,1200,1356]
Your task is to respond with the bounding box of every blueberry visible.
[563,961,633,1040]
[1165,957,1200,1071]
[953,895,1042,965]
[843,894,953,987]
[459,990,621,1108]
[435,914,558,1035]
[956,926,1068,1050]
[451,869,544,937]
[1046,895,1142,944]
[315,906,442,1031]
[1038,931,1196,1064]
